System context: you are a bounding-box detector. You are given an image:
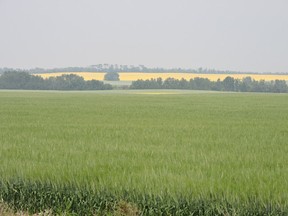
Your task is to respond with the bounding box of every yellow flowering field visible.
[35,72,288,81]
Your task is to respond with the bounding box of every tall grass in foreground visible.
[0,90,288,215]
[1,180,287,215]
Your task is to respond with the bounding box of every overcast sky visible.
[0,0,287,72]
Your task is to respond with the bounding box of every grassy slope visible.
[0,90,288,214]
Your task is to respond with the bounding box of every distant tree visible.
[234,79,241,92]
[239,77,253,92]
[192,77,211,90]
[272,80,288,93]
[179,78,189,89]
[86,80,113,90]
[0,71,112,90]
[129,76,287,93]
[104,72,120,81]
[212,79,223,91]
[156,77,163,87]
[253,80,271,92]
[0,71,45,89]
[44,74,86,90]
[130,80,145,89]
[222,76,235,91]
[163,78,180,89]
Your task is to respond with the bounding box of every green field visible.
[1,90,288,215]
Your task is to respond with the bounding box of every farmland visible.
[1,90,288,215]
[35,72,288,82]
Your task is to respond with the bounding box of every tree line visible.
[1,64,287,75]
[1,71,287,93]
[130,76,288,93]
[0,71,112,90]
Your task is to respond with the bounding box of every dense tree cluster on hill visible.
[1,64,287,75]
[130,76,288,93]
[0,72,112,90]
[104,72,120,81]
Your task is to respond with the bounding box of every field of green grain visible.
[0,90,288,215]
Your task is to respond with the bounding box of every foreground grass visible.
[0,90,288,215]
[0,202,39,216]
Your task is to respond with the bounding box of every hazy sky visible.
[0,0,287,72]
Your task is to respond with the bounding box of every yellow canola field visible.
[35,72,288,81]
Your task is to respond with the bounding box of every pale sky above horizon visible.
[0,0,287,72]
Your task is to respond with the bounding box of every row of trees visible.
[2,65,286,75]
[1,71,287,93]
[0,72,112,90]
[130,77,288,93]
